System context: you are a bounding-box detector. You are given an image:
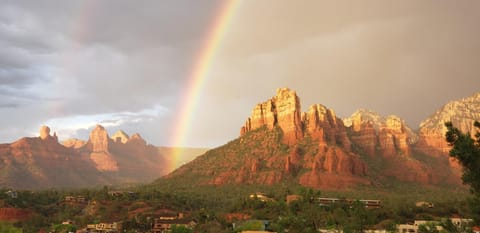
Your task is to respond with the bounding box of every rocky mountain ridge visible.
[0,125,207,189]
[166,88,480,189]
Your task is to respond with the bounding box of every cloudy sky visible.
[1,0,480,148]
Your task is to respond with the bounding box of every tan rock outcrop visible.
[62,138,86,149]
[169,88,473,189]
[417,92,480,155]
[241,88,303,144]
[303,104,352,151]
[89,125,111,153]
[344,110,414,157]
[85,125,118,171]
[39,126,51,140]
[38,125,58,142]
[111,130,129,144]
[127,133,147,146]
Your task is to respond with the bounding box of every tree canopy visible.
[445,121,480,194]
[445,121,480,222]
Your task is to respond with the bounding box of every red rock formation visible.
[168,88,476,189]
[0,124,189,189]
[83,125,118,171]
[344,110,413,157]
[38,125,58,143]
[303,104,352,151]
[351,122,377,156]
[62,138,86,149]
[241,88,353,148]
[0,208,31,221]
[417,92,480,157]
[88,125,111,153]
[241,88,303,144]
[127,133,147,146]
[111,130,130,144]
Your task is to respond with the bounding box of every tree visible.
[171,225,194,233]
[440,218,473,233]
[417,222,439,233]
[445,121,480,222]
[0,222,22,233]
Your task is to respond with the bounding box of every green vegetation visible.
[0,222,22,233]
[171,225,194,233]
[446,121,480,222]
[0,181,472,232]
[0,122,477,232]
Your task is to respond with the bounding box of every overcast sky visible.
[1,0,480,148]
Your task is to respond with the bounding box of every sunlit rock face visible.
[111,130,129,144]
[417,92,480,155]
[84,125,118,171]
[303,104,352,151]
[344,110,416,157]
[38,125,58,142]
[62,138,86,149]
[241,88,352,148]
[88,125,111,153]
[39,126,51,140]
[241,88,303,145]
[223,88,465,188]
[0,123,189,189]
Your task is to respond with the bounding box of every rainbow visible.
[168,0,240,171]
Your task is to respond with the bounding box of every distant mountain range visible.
[0,125,207,189]
[165,88,480,190]
[2,88,479,190]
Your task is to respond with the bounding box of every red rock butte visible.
[167,87,480,189]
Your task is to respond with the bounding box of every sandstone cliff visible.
[83,125,118,171]
[111,130,130,144]
[167,88,471,189]
[417,92,480,155]
[0,125,207,189]
[241,88,303,144]
[343,110,417,157]
[0,127,103,189]
[62,138,86,149]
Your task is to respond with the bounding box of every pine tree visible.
[445,121,480,222]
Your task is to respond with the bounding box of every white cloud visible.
[43,105,168,140]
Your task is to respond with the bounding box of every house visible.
[152,212,196,233]
[224,212,251,223]
[5,190,17,199]
[286,194,302,204]
[65,196,87,204]
[415,201,434,208]
[108,191,124,198]
[450,217,473,226]
[317,197,381,208]
[398,218,474,233]
[249,193,274,202]
[85,222,122,233]
[365,230,387,233]
[359,199,382,209]
[241,231,277,233]
[472,226,480,233]
[397,220,442,233]
[62,220,74,225]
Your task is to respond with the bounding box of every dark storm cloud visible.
[193,0,480,147]
[1,0,480,148]
[0,0,224,144]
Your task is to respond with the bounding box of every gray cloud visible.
[0,0,479,148]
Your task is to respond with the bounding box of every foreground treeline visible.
[0,180,474,233]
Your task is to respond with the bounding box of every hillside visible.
[165,88,480,190]
[0,125,207,189]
